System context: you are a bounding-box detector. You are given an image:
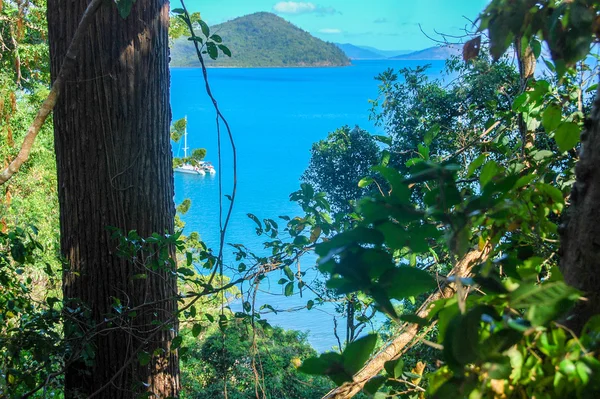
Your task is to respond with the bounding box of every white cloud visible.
[273,2,338,15]
[273,2,316,14]
[318,28,342,34]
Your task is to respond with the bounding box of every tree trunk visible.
[559,85,600,334]
[47,1,179,398]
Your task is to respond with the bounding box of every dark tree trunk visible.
[47,1,179,397]
[559,85,600,334]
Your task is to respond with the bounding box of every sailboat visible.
[174,116,205,175]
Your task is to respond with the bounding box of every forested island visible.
[170,12,351,68]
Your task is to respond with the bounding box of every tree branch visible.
[0,0,103,185]
[322,247,490,399]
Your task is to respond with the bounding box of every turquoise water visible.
[170,60,445,351]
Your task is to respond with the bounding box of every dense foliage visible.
[0,0,58,268]
[170,12,351,68]
[294,2,600,398]
[180,321,334,398]
[302,126,381,214]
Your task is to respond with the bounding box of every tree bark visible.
[559,84,600,334]
[47,1,178,398]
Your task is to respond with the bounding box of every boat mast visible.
[183,115,189,159]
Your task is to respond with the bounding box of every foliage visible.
[297,22,600,399]
[478,0,600,73]
[0,0,58,270]
[170,12,350,68]
[369,54,520,172]
[171,7,231,62]
[171,116,208,168]
[302,126,381,214]
[180,319,335,398]
[0,227,63,398]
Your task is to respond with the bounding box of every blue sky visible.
[182,0,490,51]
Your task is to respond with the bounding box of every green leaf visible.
[342,334,377,374]
[177,267,195,276]
[370,286,397,319]
[467,153,487,178]
[480,329,522,358]
[199,19,210,37]
[206,42,218,60]
[480,160,500,188]
[423,124,439,146]
[188,36,203,44]
[446,306,499,368]
[10,241,26,263]
[210,34,222,43]
[400,314,429,326]
[528,298,575,326]
[510,281,580,308]
[379,267,436,300]
[299,352,347,383]
[218,44,232,57]
[283,265,295,281]
[171,336,183,350]
[284,282,294,296]
[554,122,580,152]
[247,213,260,225]
[358,177,374,188]
[363,376,386,395]
[218,314,228,331]
[384,358,404,378]
[137,351,151,366]
[576,361,592,385]
[542,103,562,132]
[191,324,203,337]
[171,7,184,14]
[306,300,314,310]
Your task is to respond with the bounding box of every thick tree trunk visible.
[559,85,600,334]
[47,1,178,398]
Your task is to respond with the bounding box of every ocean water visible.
[170,60,445,352]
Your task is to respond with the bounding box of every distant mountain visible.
[334,43,416,60]
[390,45,461,60]
[358,46,414,58]
[334,43,385,59]
[170,12,350,68]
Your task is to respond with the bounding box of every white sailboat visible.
[174,116,205,175]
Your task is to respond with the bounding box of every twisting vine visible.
[174,2,238,397]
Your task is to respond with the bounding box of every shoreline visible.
[169,59,443,69]
[169,63,353,69]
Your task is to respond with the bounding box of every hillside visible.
[390,45,461,60]
[170,12,351,68]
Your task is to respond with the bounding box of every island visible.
[170,12,351,68]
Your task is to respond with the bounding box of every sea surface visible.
[170,60,445,352]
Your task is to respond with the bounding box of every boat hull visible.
[174,164,205,175]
